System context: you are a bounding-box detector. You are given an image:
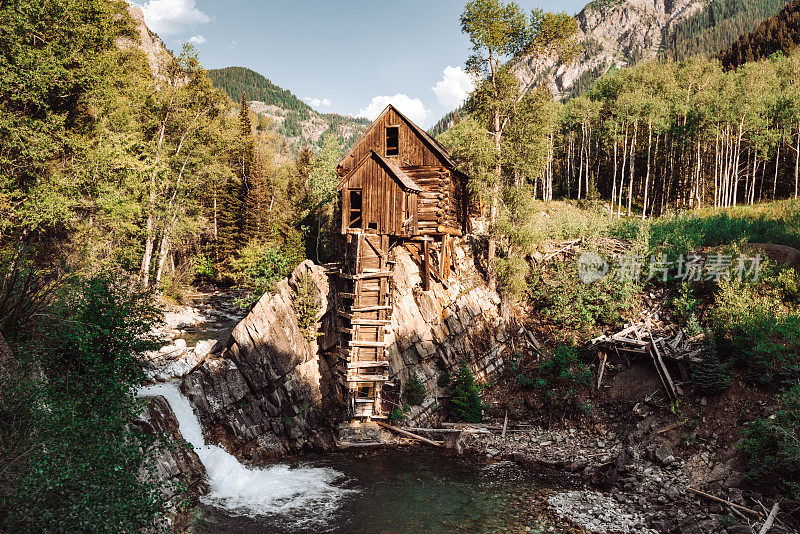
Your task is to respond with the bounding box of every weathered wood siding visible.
[339,108,450,175]
[404,167,465,233]
[341,155,417,236]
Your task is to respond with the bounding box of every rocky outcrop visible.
[180,261,342,463]
[136,396,207,524]
[513,0,708,98]
[385,241,510,426]
[180,240,514,461]
[116,5,173,78]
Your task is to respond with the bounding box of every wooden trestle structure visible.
[335,104,468,421]
[338,232,392,419]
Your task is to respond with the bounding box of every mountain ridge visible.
[209,66,369,150]
[430,0,788,135]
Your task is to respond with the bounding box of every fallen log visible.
[687,487,762,517]
[377,421,442,446]
[542,238,581,262]
[758,502,779,534]
[596,352,607,389]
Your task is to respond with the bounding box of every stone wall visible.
[180,240,514,462]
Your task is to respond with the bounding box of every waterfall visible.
[138,382,352,527]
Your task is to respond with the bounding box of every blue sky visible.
[134,0,587,127]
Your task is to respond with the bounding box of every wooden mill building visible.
[335,104,468,421]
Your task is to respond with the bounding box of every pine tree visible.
[692,339,732,394]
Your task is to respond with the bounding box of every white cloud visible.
[304,97,332,107]
[137,0,212,36]
[187,34,206,45]
[358,94,430,125]
[432,66,475,109]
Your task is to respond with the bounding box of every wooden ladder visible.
[338,232,392,420]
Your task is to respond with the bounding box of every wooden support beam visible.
[347,361,389,369]
[350,305,392,312]
[349,318,392,326]
[436,225,463,237]
[346,374,390,382]
[376,422,442,446]
[649,332,678,402]
[423,239,430,291]
[349,340,389,348]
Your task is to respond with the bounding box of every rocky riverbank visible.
[410,420,791,534]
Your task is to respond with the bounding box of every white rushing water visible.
[137,382,352,527]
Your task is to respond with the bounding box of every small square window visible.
[386,126,399,156]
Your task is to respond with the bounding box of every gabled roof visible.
[337,104,459,171]
[338,150,422,193]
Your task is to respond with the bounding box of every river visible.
[143,292,574,533]
[139,382,571,534]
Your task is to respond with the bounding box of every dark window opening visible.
[368,222,378,230]
[386,126,399,156]
[349,189,362,228]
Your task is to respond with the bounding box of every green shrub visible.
[672,282,700,323]
[193,254,217,283]
[515,373,534,388]
[495,254,529,303]
[686,312,703,337]
[388,404,410,424]
[776,268,799,301]
[404,376,426,406]
[529,259,636,329]
[514,346,592,407]
[740,385,800,503]
[448,365,484,423]
[711,278,800,385]
[437,369,451,388]
[2,275,169,532]
[230,240,294,307]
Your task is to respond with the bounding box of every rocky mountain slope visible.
[209,66,369,151]
[512,0,788,99]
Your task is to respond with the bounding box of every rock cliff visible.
[115,5,172,78]
[180,261,342,463]
[135,396,207,528]
[513,0,708,98]
[180,240,515,462]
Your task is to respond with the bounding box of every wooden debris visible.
[758,502,779,534]
[687,488,762,517]
[376,421,442,446]
[649,331,678,402]
[596,352,608,389]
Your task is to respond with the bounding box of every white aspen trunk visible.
[751,149,758,205]
[795,122,799,199]
[627,120,637,216]
[643,121,652,219]
[713,133,720,209]
[611,124,618,214]
[619,123,628,218]
[154,232,170,288]
[773,138,781,200]
[695,139,702,209]
[578,124,585,199]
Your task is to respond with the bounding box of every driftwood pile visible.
[530,236,630,264]
[589,288,706,403]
